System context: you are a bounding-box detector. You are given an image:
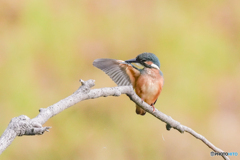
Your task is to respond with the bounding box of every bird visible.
[93,52,164,116]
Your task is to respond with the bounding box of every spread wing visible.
[93,59,140,86]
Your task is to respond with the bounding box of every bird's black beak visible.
[125,58,137,63]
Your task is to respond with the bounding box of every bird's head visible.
[125,52,160,70]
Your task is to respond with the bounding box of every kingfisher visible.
[93,52,164,116]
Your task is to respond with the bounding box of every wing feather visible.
[93,58,133,86]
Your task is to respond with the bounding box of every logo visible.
[210,151,238,157]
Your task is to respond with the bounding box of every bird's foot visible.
[117,60,131,67]
[117,60,129,65]
[117,60,125,64]
[151,104,156,112]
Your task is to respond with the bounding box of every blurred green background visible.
[0,0,240,159]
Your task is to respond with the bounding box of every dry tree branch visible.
[0,79,229,160]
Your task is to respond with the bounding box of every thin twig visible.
[0,79,229,159]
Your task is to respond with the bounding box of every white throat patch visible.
[151,63,160,70]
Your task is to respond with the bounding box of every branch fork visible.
[0,79,229,160]
[10,115,50,136]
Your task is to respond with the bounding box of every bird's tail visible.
[136,105,146,116]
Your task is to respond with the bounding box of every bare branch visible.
[0,79,229,159]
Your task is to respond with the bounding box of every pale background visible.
[0,0,239,160]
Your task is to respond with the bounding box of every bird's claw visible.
[117,60,126,64]
[117,60,131,66]
[151,104,156,112]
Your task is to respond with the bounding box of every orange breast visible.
[135,68,163,105]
